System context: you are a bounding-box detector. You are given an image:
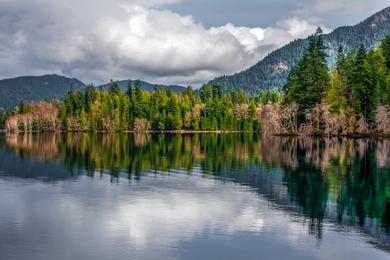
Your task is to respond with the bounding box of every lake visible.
[0,133,389,260]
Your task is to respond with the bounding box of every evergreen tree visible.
[19,102,30,114]
[85,84,97,113]
[212,85,222,100]
[110,80,121,96]
[283,28,330,123]
[381,35,390,69]
[166,94,182,130]
[0,108,7,129]
[200,84,213,103]
[132,82,143,118]
[234,89,248,104]
[63,89,75,116]
[326,68,348,112]
[380,36,390,104]
[80,108,87,131]
[350,45,367,117]
[361,49,387,122]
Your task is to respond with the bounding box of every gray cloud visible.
[0,0,388,86]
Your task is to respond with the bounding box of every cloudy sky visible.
[0,0,388,86]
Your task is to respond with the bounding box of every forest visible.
[1,29,390,135]
[2,81,281,133]
[276,28,390,135]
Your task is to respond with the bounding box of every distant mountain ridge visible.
[209,6,390,92]
[0,75,85,109]
[98,80,186,93]
[0,75,186,109]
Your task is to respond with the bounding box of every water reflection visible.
[0,133,390,257]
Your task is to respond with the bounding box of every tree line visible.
[3,80,282,133]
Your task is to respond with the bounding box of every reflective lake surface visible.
[0,134,389,260]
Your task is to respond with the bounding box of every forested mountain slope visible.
[209,6,390,92]
[0,75,186,109]
[0,75,85,109]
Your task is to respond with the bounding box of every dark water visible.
[0,134,389,260]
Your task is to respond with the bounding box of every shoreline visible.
[274,133,390,138]
[1,129,390,137]
[0,129,257,135]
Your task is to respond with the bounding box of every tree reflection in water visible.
[2,133,390,245]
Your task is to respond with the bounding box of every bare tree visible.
[133,118,151,133]
[375,105,390,134]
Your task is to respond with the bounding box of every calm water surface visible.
[0,134,389,260]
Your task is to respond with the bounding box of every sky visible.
[0,0,389,86]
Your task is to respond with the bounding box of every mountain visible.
[0,75,187,109]
[209,6,390,92]
[98,80,187,93]
[0,75,86,109]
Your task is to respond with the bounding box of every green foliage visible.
[257,90,282,105]
[19,102,31,114]
[10,81,275,132]
[339,44,389,123]
[381,35,390,69]
[0,108,10,129]
[80,108,87,131]
[166,94,182,130]
[84,84,97,112]
[283,28,330,122]
[283,33,390,131]
[325,69,348,113]
[110,80,122,96]
[361,48,387,122]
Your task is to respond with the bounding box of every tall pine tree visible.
[283,27,330,123]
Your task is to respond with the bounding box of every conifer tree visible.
[110,80,121,96]
[381,35,390,69]
[283,27,330,123]
[362,49,387,122]
[84,85,97,112]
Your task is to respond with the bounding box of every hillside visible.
[209,6,390,92]
[0,75,85,109]
[98,80,186,93]
[0,75,187,109]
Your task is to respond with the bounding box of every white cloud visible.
[278,17,328,38]
[0,0,324,86]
